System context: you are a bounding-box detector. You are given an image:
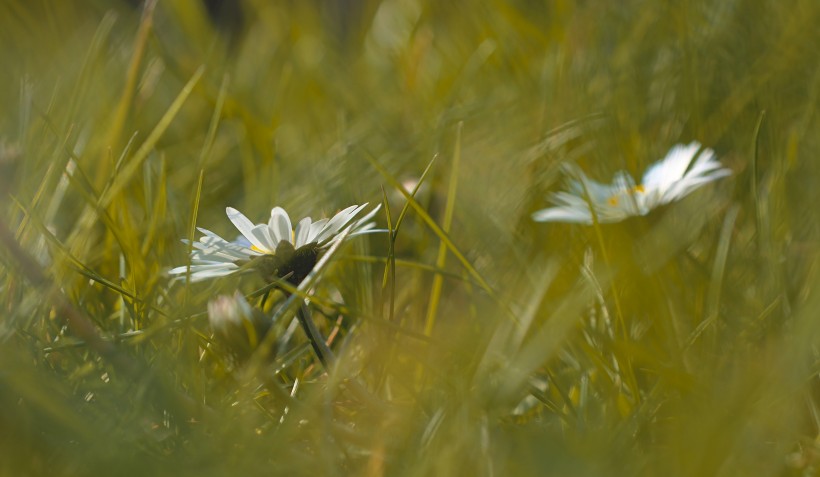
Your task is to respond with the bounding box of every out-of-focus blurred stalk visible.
[96,0,157,191]
[424,122,461,336]
[0,217,206,423]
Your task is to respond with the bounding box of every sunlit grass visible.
[1,0,820,475]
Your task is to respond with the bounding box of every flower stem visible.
[295,300,387,409]
[296,301,336,369]
[578,176,642,407]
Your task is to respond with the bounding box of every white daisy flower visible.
[532,142,731,224]
[170,203,380,283]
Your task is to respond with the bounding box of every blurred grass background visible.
[1,0,820,475]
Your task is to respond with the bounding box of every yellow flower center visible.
[607,185,645,206]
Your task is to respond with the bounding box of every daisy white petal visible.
[227,207,268,252]
[313,204,363,245]
[533,141,731,225]
[168,265,193,275]
[268,207,293,246]
[188,266,240,282]
[642,142,700,192]
[250,224,277,252]
[196,227,224,239]
[306,218,330,243]
[169,262,239,282]
[234,235,252,249]
[569,175,612,204]
[659,145,729,204]
[336,204,383,241]
[170,203,380,284]
[294,217,313,248]
[353,203,381,226]
[531,204,593,223]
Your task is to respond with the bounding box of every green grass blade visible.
[424,122,462,336]
[99,65,205,208]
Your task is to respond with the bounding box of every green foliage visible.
[1,0,819,475]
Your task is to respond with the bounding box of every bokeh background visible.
[1,0,820,475]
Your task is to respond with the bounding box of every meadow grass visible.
[1,0,820,475]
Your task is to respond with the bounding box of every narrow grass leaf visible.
[100,65,205,208]
[424,123,462,336]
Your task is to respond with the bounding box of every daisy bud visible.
[208,292,270,360]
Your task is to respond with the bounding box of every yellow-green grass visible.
[1,1,819,475]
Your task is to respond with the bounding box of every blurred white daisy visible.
[532,142,731,224]
[170,203,380,283]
